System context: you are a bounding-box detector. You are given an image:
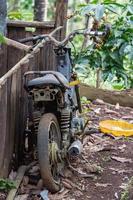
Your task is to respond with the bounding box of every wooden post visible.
[55,0,68,40]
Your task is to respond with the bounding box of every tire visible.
[37,113,62,193]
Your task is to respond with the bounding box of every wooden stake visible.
[6,166,27,200]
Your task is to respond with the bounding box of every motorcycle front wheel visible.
[37,113,62,193]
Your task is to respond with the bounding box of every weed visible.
[121,177,133,200]
[0,179,16,191]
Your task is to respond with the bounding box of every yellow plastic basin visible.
[99,120,133,137]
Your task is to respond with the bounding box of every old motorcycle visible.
[20,25,110,193]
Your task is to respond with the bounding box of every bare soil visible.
[3,100,133,200]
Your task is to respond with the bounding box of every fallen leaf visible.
[105,108,119,115]
[95,183,112,187]
[63,178,82,191]
[111,156,132,163]
[84,163,103,174]
[22,176,29,186]
[9,170,17,180]
[94,108,101,114]
[115,103,120,110]
[118,144,126,150]
[94,99,105,105]
[63,168,73,178]
[15,194,29,200]
[74,190,83,197]
[121,115,133,120]
[62,180,72,189]
[49,189,69,200]
[114,192,119,199]
[89,143,114,153]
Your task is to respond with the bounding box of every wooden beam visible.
[6,166,27,200]
[80,84,133,108]
[7,20,55,28]
[5,37,31,52]
[55,0,68,40]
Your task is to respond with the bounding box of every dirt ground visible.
[1,99,133,200]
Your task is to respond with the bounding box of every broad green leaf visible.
[95,4,105,21]
[0,33,6,44]
[113,84,124,90]
[128,5,133,14]
[81,5,96,15]
[105,5,119,14]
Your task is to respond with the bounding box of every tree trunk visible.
[34,0,48,21]
[0,0,7,34]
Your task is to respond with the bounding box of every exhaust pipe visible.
[68,140,83,157]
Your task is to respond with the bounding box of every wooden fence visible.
[0,0,68,177]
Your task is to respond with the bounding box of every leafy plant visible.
[0,179,16,191]
[121,176,133,200]
[72,1,133,89]
[0,33,6,44]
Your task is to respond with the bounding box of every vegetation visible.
[71,1,133,89]
[121,177,133,200]
[0,179,15,191]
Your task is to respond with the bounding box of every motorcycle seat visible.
[27,71,69,89]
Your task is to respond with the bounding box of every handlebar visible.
[19,25,111,47]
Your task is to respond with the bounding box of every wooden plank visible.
[0,83,7,177]
[5,37,30,52]
[0,44,7,77]
[3,77,12,177]
[6,166,27,200]
[7,27,26,71]
[7,20,55,28]
[14,67,24,165]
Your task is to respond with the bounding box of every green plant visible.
[72,1,133,89]
[0,179,16,191]
[121,177,133,200]
[0,33,6,44]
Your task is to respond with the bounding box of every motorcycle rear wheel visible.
[37,113,62,193]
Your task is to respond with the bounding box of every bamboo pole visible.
[5,37,31,52]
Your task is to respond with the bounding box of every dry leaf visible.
[94,99,105,105]
[115,103,120,110]
[122,115,133,120]
[95,183,112,187]
[15,194,29,200]
[94,108,101,114]
[22,176,29,186]
[84,163,103,174]
[118,144,126,150]
[105,108,119,115]
[63,178,82,191]
[114,192,119,199]
[49,189,69,200]
[63,168,73,178]
[62,180,72,189]
[111,156,132,163]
